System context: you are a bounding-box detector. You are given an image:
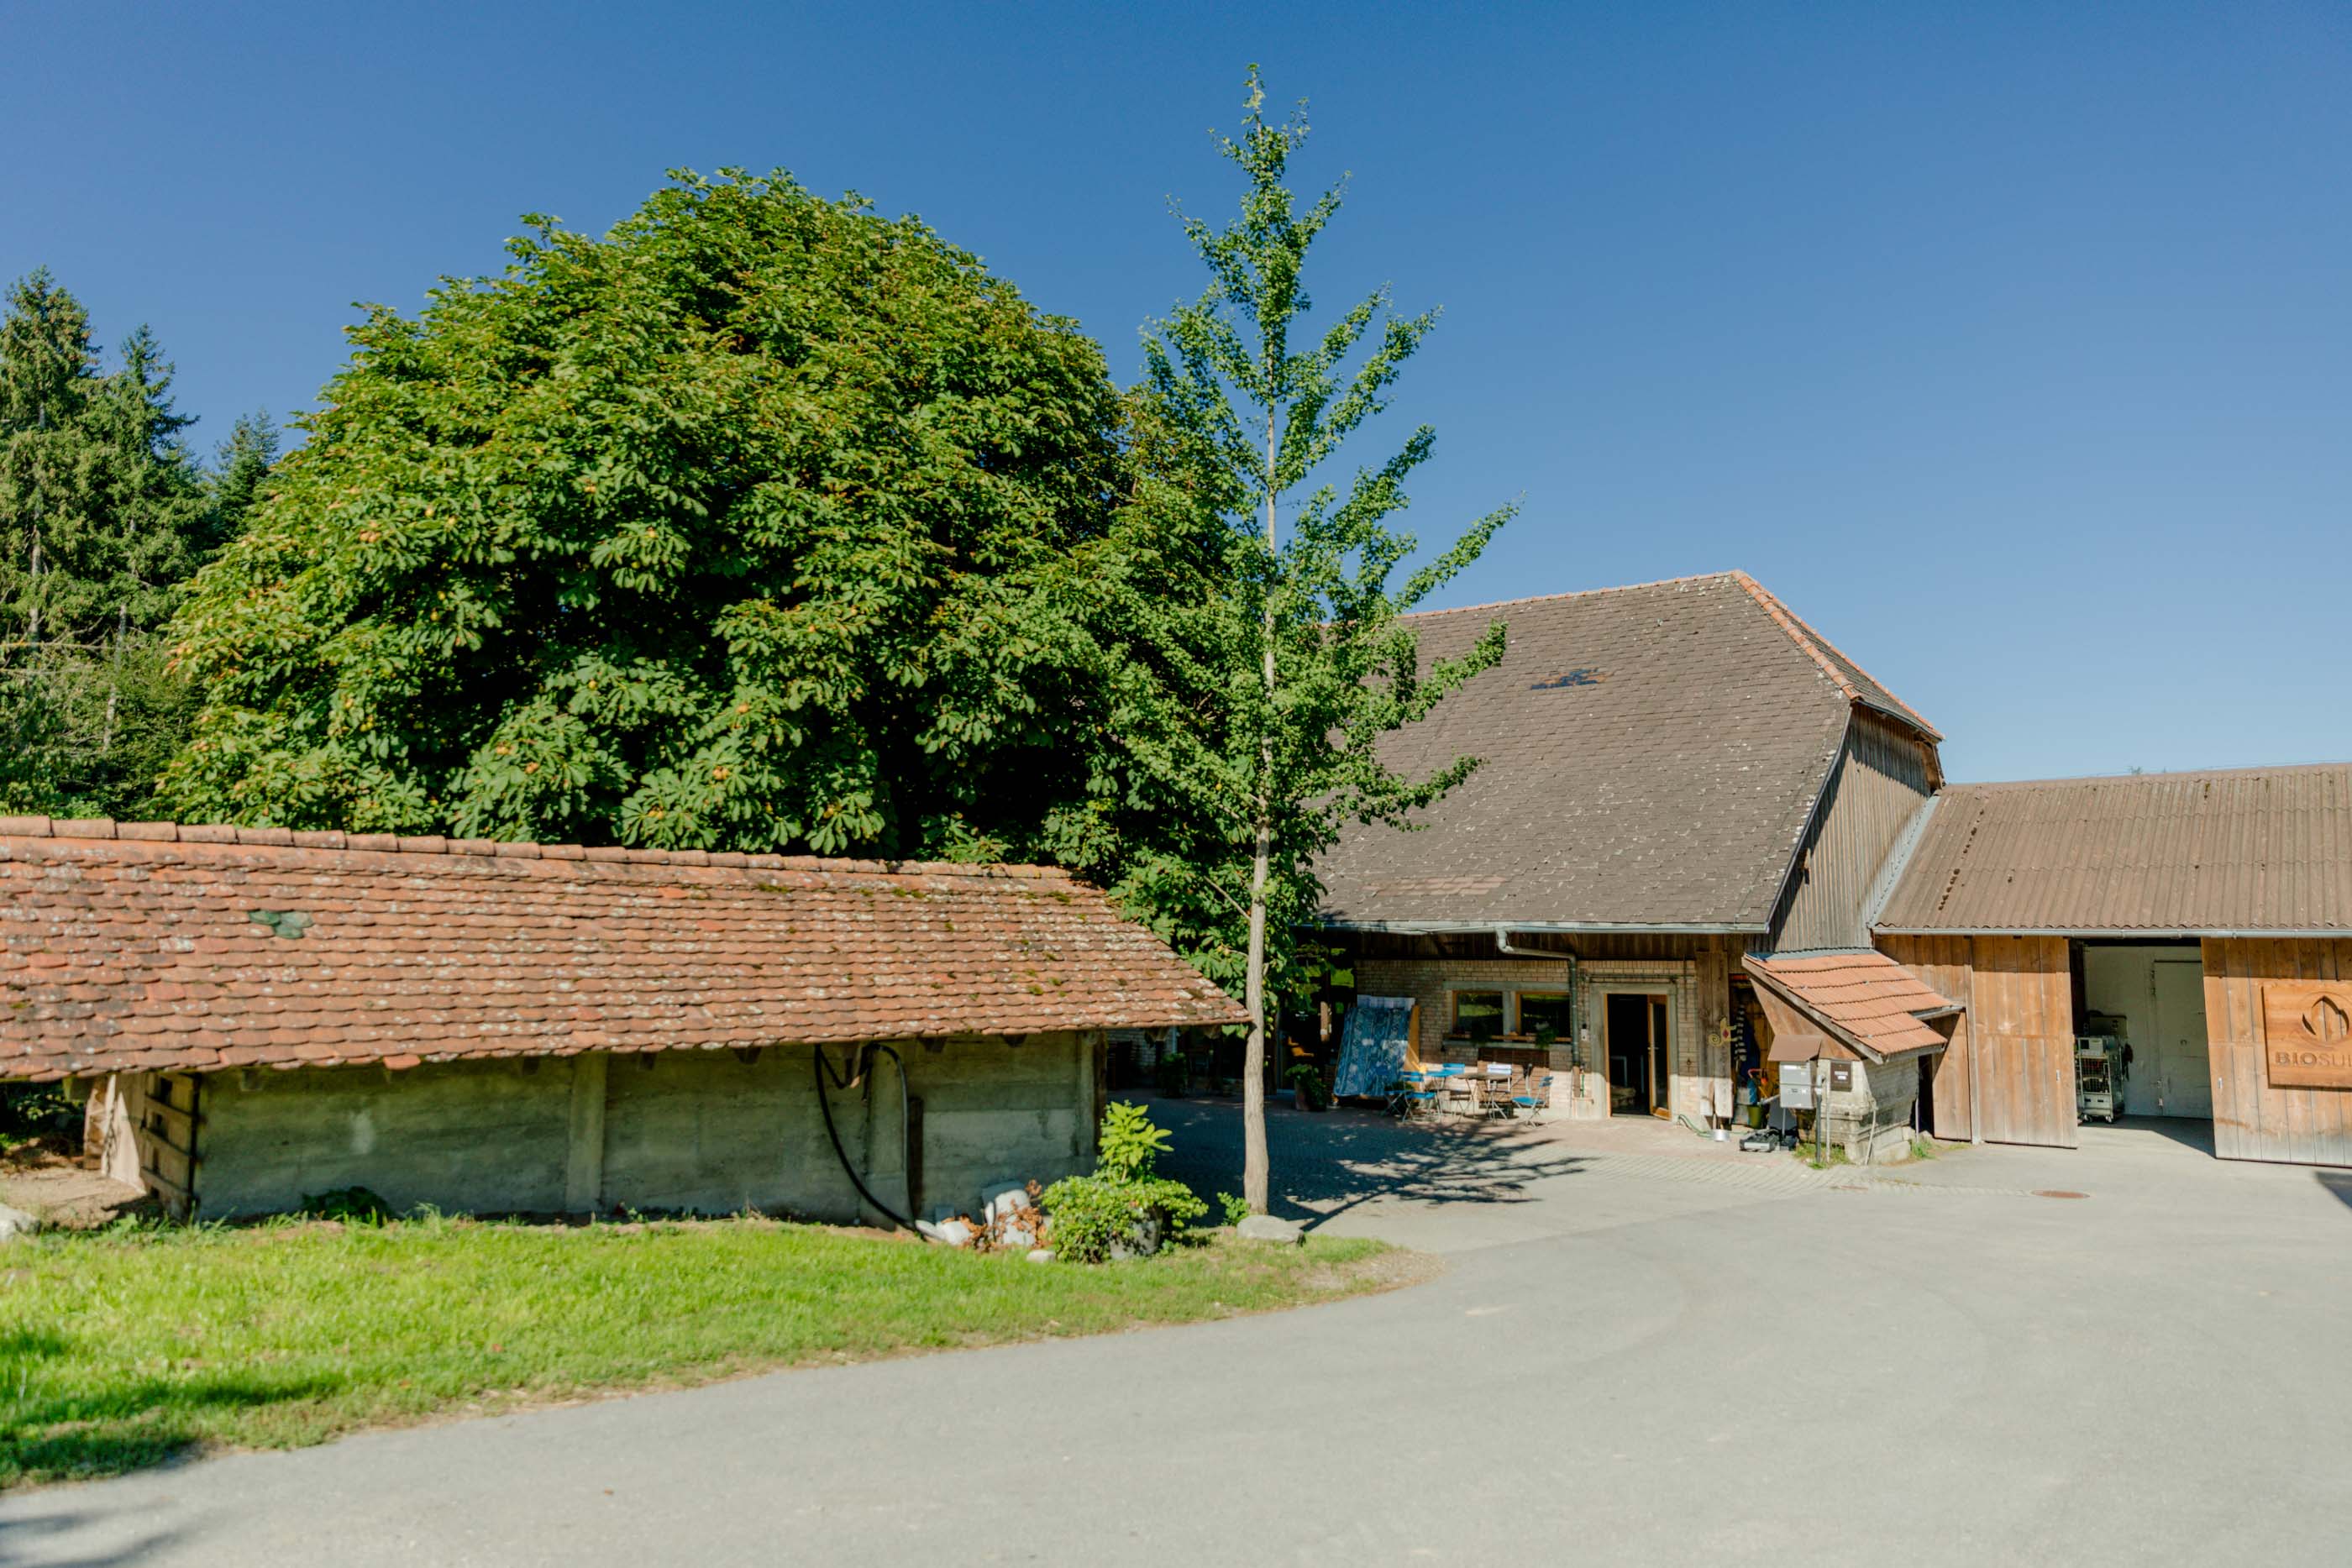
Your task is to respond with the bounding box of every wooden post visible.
[563,1053,609,1214]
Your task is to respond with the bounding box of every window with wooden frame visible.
[1515,991,1572,1046]
[1452,990,1505,1043]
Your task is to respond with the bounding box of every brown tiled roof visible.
[1316,572,1937,931]
[1744,951,1958,1061]
[1874,763,2352,936]
[0,819,1243,1082]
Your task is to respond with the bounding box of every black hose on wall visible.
[811,1042,924,1235]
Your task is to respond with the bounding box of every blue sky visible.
[7,2,2345,782]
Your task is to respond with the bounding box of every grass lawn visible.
[0,1215,1411,1490]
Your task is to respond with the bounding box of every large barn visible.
[1317,571,2350,1168]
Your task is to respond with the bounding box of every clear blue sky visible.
[8,3,2345,782]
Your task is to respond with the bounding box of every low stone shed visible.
[0,817,1243,1221]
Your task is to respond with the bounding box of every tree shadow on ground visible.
[1139,1096,1595,1227]
[0,1505,180,1567]
[2,1324,338,1496]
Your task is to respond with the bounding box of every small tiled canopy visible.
[0,818,1246,1082]
[1743,951,1960,1064]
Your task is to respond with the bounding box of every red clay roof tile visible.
[0,820,1245,1081]
[1745,950,1957,1061]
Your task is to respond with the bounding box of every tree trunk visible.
[1243,811,1271,1213]
[1242,405,1279,1215]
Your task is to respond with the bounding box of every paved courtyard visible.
[6,1101,2349,1566]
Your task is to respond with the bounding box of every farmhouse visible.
[0,821,1243,1220]
[1319,570,2352,1169]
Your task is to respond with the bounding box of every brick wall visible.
[1355,954,1727,1121]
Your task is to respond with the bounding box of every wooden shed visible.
[1872,765,2352,1167]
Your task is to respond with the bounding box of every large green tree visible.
[164,170,1126,856]
[1099,72,1511,1210]
[0,270,239,818]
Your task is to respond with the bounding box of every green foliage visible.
[0,273,211,643]
[161,170,1126,858]
[1096,1099,1175,1183]
[1039,1173,1208,1265]
[1042,1102,1210,1262]
[1285,1063,1328,1109]
[0,1085,77,1152]
[1085,68,1511,1055]
[1218,1190,1250,1228]
[297,1187,394,1224]
[0,271,268,818]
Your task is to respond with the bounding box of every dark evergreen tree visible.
[0,270,255,818]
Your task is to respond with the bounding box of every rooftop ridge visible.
[1394,569,1744,621]
[1729,573,1942,741]
[1944,760,2352,791]
[0,815,1076,882]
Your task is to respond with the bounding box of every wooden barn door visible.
[1964,936,2078,1147]
[1881,935,2076,1147]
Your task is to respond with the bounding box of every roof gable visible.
[1316,572,1935,931]
[0,819,1243,1082]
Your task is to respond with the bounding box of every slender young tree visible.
[1109,71,1512,1211]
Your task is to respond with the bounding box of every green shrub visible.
[299,1188,394,1224]
[1098,1100,1174,1183]
[1219,1191,1250,1228]
[0,1086,79,1151]
[1041,1104,1207,1262]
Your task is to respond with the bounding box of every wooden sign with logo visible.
[2262,982,2352,1089]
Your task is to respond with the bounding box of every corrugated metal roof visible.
[1315,571,1938,931]
[1874,763,2352,936]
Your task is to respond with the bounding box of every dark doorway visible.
[1606,992,1670,1115]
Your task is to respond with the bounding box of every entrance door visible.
[1605,993,1670,1115]
[2150,960,2213,1118]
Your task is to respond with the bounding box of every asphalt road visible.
[7,1107,2349,1566]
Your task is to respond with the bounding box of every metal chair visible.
[1512,1071,1555,1116]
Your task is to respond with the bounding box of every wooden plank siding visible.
[2204,937,2352,1167]
[1772,712,1938,953]
[1878,933,2077,1147]
[1877,935,1976,1140]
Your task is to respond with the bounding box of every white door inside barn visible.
[2150,959,2213,1119]
[2081,943,2212,1121]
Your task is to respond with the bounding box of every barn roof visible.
[0,818,1243,1082]
[1315,571,1937,932]
[1873,763,2352,936]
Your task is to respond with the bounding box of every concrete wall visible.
[1800,1056,1920,1162]
[186,1033,1101,1223]
[196,1057,577,1219]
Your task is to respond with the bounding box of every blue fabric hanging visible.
[1331,996,1417,1098]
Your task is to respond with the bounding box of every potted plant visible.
[1287,1063,1330,1112]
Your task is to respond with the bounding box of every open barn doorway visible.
[1605,992,1672,1117]
[2076,941,2213,1137]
